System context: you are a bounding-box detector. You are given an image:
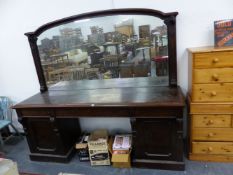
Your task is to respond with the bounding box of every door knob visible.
[213,58,219,63]
[211,91,217,96]
[212,74,219,81]
[208,147,213,152]
[207,120,214,125]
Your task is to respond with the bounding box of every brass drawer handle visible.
[212,58,219,63]
[212,74,219,81]
[211,91,217,96]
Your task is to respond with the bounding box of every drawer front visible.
[192,114,232,128]
[190,103,233,114]
[20,108,51,116]
[194,68,233,83]
[192,128,233,141]
[192,83,233,102]
[193,51,233,68]
[192,142,233,155]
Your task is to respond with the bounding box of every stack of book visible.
[75,133,90,162]
[112,135,131,153]
[111,135,132,168]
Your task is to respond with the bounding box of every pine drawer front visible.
[192,114,232,128]
[193,68,233,83]
[193,51,233,68]
[189,154,233,162]
[192,128,233,141]
[190,103,233,114]
[192,142,233,155]
[192,83,233,102]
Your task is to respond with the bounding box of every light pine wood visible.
[188,52,193,93]
[188,46,233,53]
[193,68,233,83]
[190,103,233,114]
[189,153,233,162]
[192,128,233,141]
[192,114,232,128]
[188,46,233,162]
[192,142,233,155]
[193,51,233,68]
[192,83,233,102]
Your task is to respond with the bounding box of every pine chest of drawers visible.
[188,46,233,162]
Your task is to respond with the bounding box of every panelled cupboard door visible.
[133,118,177,161]
[23,117,65,155]
[22,117,81,155]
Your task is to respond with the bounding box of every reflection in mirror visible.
[37,15,168,86]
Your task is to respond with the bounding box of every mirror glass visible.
[37,15,168,86]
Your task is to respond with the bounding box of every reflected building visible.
[39,36,60,61]
[37,15,169,86]
[59,28,84,52]
[88,26,105,46]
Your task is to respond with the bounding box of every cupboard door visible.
[23,117,65,155]
[132,118,177,161]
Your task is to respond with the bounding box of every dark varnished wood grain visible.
[50,77,168,91]
[13,78,184,109]
[17,8,183,169]
[13,78,185,169]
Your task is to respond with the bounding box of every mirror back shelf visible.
[25,9,178,92]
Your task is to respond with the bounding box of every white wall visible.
[0,0,233,131]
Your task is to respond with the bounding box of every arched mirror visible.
[25,9,178,92]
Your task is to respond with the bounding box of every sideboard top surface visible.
[13,78,184,109]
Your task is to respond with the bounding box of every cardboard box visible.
[109,137,131,168]
[88,129,110,166]
[111,151,131,168]
[214,19,233,47]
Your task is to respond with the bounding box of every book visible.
[112,135,132,151]
[75,133,90,161]
[214,19,233,47]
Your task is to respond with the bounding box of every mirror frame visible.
[25,8,178,92]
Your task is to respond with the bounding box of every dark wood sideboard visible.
[13,77,185,170]
[13,8,185,170]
